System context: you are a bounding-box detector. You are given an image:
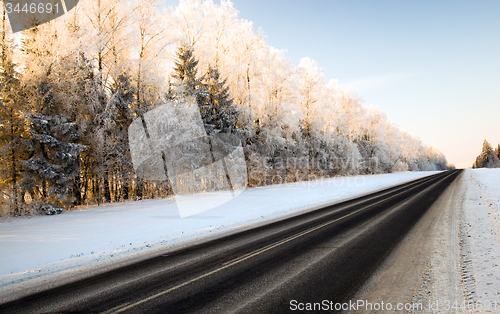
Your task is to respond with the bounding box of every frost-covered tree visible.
[73,0,130,87]
[474,140,500,168]
[23,112,86,211]
[20,21,102,207]
[202,65,239,134]
[172,0,207,48]
[130,0,170,117]
[171,44,204,100]
[106,72,135,200]
[21,59,87,211]
[298,57,330,139]
[171,44,216,137]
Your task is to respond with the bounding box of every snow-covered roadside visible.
[0,171,439,297]
[459,169,500,309]
[409,168,500,313]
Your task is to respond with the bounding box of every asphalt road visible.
[0,170,461,314]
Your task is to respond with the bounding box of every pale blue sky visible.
[230,0,500,168]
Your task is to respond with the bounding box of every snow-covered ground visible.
[459,169,500,309]
[0,171,439,296]
[419,168,500,312]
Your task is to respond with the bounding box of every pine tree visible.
[22,78,86,212]
[23,112,86,212]
[172,45,203,98]
[203,65,240,135]
[171,44,209,121]
[41,51,110,206]
[20,23,99,209]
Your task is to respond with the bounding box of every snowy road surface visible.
[0,171,439,297]
[0,171,458,313]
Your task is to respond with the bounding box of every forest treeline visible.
[0,0,448,215]
[473,140,500,168]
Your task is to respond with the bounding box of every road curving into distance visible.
[0,170,462,313]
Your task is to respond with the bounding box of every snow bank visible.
[0,171,440,290]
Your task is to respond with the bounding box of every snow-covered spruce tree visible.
[20,21,108,209]
[202,65,240,135]
[171,44,206,105]
[22,80,86,213]
[23,65,86,214]
[0,9,30,215]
